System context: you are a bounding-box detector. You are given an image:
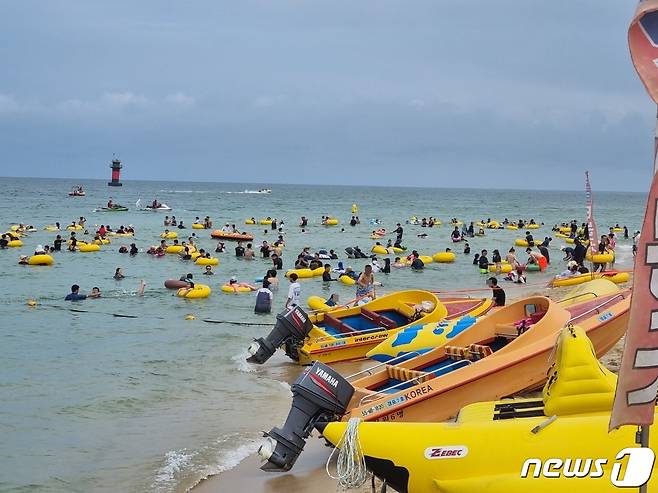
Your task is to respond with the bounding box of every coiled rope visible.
[326,417,369,489]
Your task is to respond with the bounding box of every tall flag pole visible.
[585,171,599,257]
[610,5,658,483]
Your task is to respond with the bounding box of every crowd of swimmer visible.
[3,212,634,312]
[4,213,384,314]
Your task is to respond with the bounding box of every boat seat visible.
[467,344,493,361]
[444,345,469,360]
[396,302,417,319]
[323,314,353,334]
[494,323,519,339]
[386,366,431,383]
[361,308,397,329]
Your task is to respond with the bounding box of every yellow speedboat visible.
[318,325,655,493]
[246,290,492,366]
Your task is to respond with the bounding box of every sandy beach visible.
[193,432,375,493]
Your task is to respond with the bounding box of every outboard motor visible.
[258,361,355,471]
[246,306,313,364]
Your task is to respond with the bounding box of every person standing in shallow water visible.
[65,284,87,301]
[356,264,375,301]
[487,277,505,307]
[286,273,301,309]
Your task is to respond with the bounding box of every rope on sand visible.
[326,417,369,489]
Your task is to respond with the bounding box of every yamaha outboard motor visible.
[246,306,313,364]
[258,361,355,471]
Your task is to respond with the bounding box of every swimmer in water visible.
[226,276,256,293]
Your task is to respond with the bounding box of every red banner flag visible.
[609,0,658,431]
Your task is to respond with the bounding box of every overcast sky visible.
[0,1,653,191]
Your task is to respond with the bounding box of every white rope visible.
[326,417,369,489]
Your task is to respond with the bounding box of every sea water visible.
[0,177,644,492]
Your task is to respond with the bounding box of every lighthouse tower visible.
[108,157,123,187]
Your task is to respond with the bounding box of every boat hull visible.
[346,291,630,423]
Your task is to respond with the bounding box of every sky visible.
[0,0,654,191]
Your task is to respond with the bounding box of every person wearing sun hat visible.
[556,260,579,280]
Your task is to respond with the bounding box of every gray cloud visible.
[0,0,653,191]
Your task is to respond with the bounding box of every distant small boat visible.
[144,203,172,211]
[94,206,128,212]
[244,188,272,194]
[68,185,85,197]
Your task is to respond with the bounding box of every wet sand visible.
[193,432,375,493]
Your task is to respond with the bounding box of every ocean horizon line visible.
[0,175,646,195]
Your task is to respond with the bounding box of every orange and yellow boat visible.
[344,290,629,423]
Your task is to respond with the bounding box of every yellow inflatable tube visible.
[372,245,388,255]
[7,239,23,247]
[44,225,59,232]
[339,274,356,285]
[177,284,212,298]
[506,225,519,230]
[165,245,183,254]
[432,252,456,263]
[192,223,206,230]
[28,254,54,266]
[286,268,314,279]
[526,223,540,229]
[259,219,273,225]
[66,225,83,231]
[514,239,529,247]
[418,255,433,265]
[79,243,100,252]
[195,257,219,266]
[586,252,614,264]
[307,295,334,312]
[489,263,513,273]
[161,231,177,239]
[221,285,252,294]
[93,238,111,245]
[245,219,256,225]
[325,218,339,226]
